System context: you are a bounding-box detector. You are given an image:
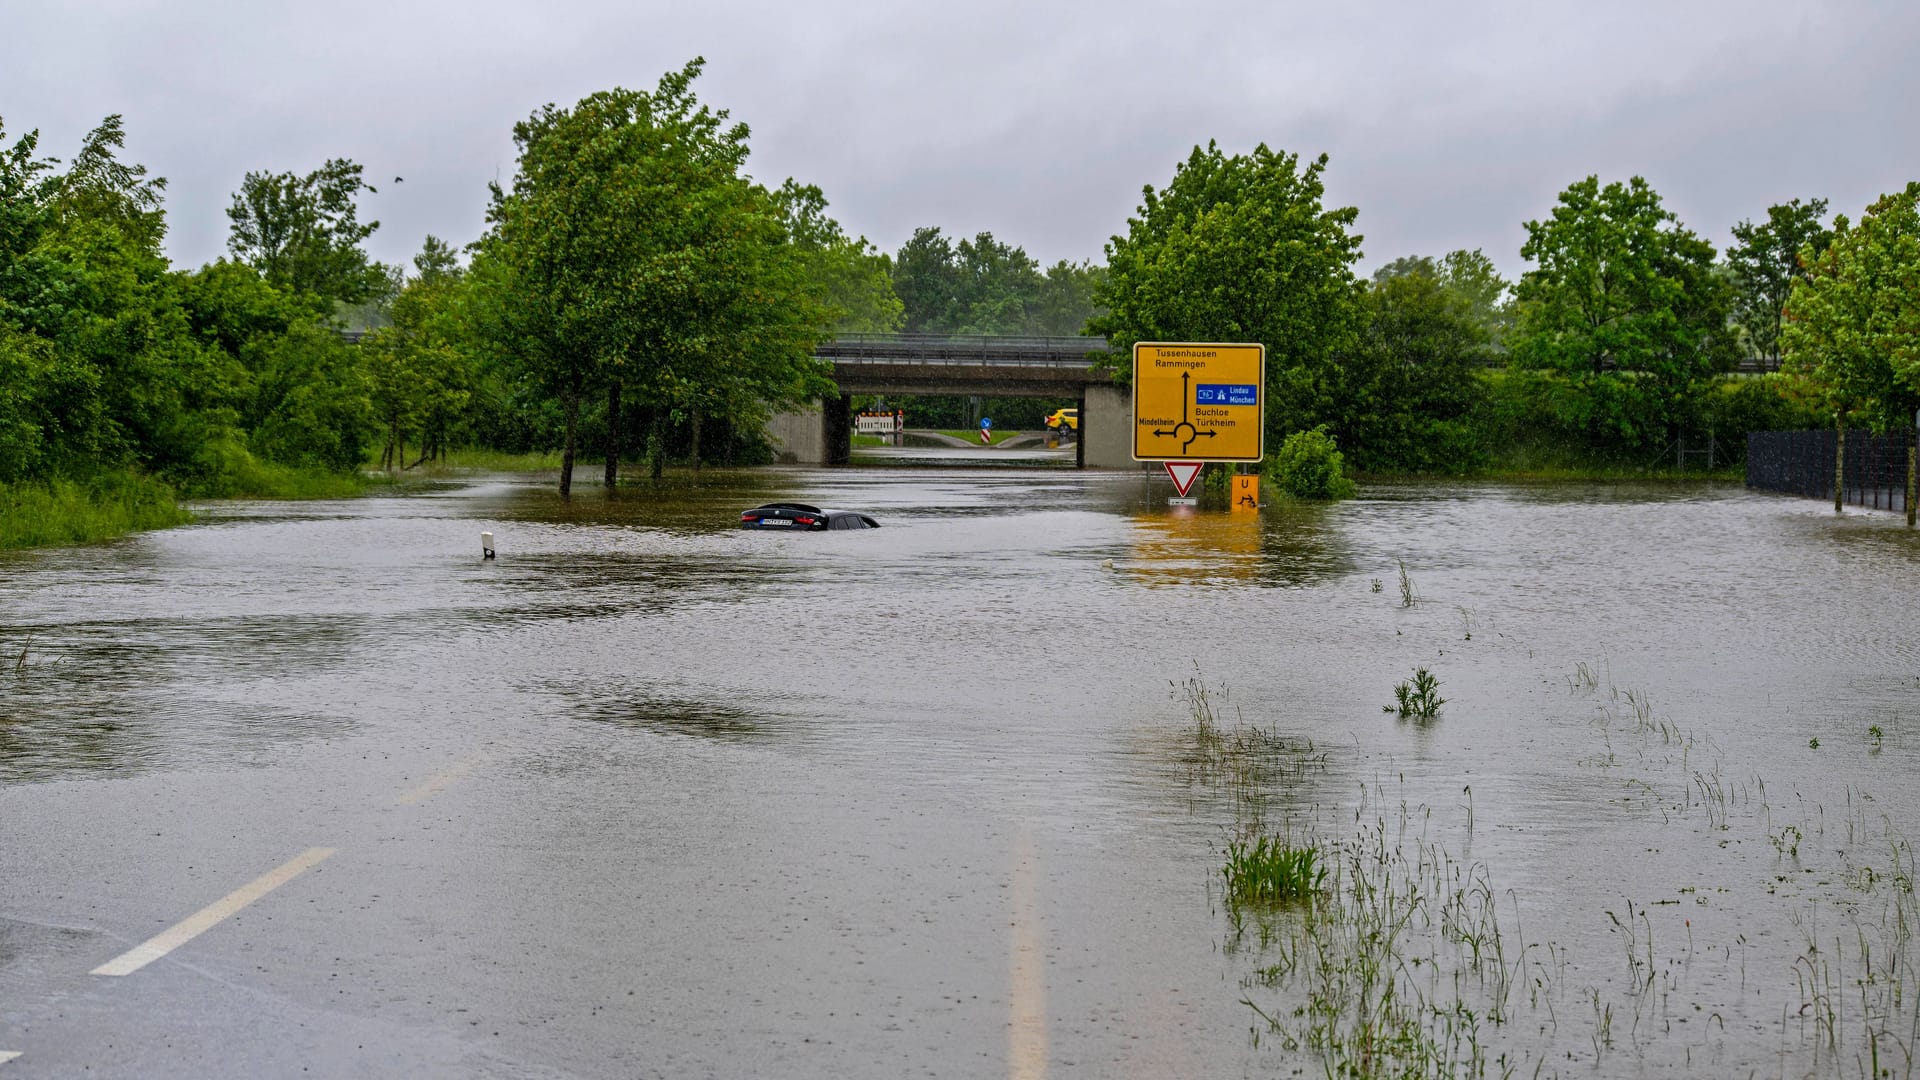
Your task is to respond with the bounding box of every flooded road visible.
[3,467,1918,1077]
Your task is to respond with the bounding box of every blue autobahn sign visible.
[1194,384,1259,406]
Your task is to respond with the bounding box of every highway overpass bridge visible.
[769,333,1133,468]
[344,329,1134,467]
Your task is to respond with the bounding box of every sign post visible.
[1132,342,1265,506]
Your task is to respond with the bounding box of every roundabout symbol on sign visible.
[1150,371,1220,455]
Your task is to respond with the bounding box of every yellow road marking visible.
[91,848,336,977]
[395,751,491,806]
[1009,828,1048,1080]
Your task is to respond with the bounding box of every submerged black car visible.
[738,502,880,531]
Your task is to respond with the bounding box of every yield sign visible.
[1164,461,1204,497]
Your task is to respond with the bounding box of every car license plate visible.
[759,518,792,527]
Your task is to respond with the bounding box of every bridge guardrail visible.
[821,333,1110,368]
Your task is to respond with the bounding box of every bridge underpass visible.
[766,334,1133,468]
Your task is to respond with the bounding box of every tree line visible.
[1092,146,1914,476]
[4,57,1915,520]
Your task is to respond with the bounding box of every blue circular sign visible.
[980,417,993,429]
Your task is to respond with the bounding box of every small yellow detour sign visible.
[1231,475,1259,511]
[1131,342,1265,462]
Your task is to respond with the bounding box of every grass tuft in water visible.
[1246,798,1517,1078]
[1384,667,1445,720]
[1396,559,1418,607]
[1173,670,1327,823]
[1223,832,1325,909]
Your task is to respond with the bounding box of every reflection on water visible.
[5,467,1920,1073]
[575,690,789,744]
[1122,496,1355,589]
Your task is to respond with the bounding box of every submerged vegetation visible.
[1384,667,1445,720]
[1168,654,1920,1078]
[1222,833,1324,908]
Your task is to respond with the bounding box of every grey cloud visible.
[4,0,1914,284]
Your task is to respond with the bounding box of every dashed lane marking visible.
[1008,828,1048,1080]
[395,751,493,806]
[91,847,337,977]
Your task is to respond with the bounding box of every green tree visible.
[478,60,833,494]
[951,232,1042,334]
[0,322,100,481]
[774,180,901,333]
[245,320,374,474]
[1374,251,1510,345]
[0,112,380,531]
[1032,259,1105,336]
[1436,249,1512,348]
[411,234,463,285]
[1345,264,1493,471]
[226,158,385,305]
[361,235,474,468]
[889,227,1063,335]
[1509,175,1736,452]
[652,180,834,473]
[1783,183,1920,433]
[3,116,253,483]
[892,227,960,333]
[1091,142,1365,449]
[0,118,101,477]
[1728,198,1832,367]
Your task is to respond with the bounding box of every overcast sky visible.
[5,0,1916,282]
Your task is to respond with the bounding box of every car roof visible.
[741,503,879,528]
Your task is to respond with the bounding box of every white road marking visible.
[1008,828,1048,1080]
[395,751,492,806]
[0,1050,20,1065]
[91,847,336,977]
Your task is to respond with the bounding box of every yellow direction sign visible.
[1131,342,1265,462]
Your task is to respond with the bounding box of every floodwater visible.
[2,467,1918,1077]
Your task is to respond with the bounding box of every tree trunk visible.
[690,404,703,474]
[560,388,579,498]
[605,382,622,490]
[1833,420,1845,514]
[649,411,665,481]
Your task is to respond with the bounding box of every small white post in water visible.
[481,531,496,560]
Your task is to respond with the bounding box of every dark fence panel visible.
[1747,430,1912,512]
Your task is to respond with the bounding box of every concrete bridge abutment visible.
[764,334,1136,468]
